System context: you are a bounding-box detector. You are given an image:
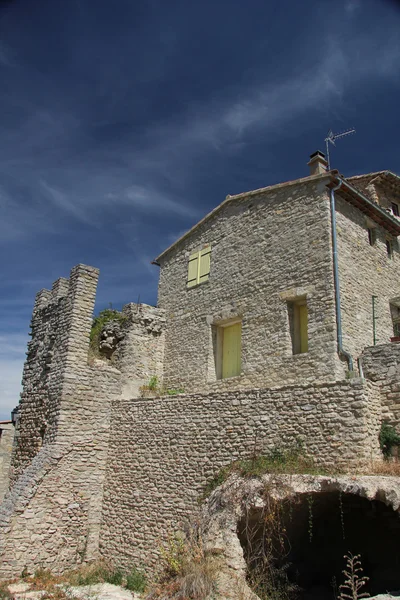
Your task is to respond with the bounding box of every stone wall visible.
[336,194,400,362]
[100,378,382,571]
[115,303,166,398]
[157,177,344,394]
[0,424,14,503]
[0,265,122,578]
[362,342,400,425]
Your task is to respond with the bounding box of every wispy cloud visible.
[0,333,25,419]
[123,185,198,218]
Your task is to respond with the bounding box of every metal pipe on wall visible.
[330,179,354,372]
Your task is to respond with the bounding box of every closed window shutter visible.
[198,246,211,283]
[187,252,199,288]
[299,304,308,353]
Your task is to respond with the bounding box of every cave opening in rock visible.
[237,490,400,600]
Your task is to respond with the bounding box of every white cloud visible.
[123,185,198,218]
[0,358,23,420]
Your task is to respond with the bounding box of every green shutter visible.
[199,246,211,283]
[187,252,199,288]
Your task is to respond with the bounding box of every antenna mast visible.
[325,127,356,169]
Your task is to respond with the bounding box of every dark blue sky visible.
[1,0,400,417]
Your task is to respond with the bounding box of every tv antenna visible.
[325,127,356,169]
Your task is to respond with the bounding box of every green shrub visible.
[125,568,147,592]
[379,422,400,459]
[90,308,126,355]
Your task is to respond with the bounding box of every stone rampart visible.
[0,266,122,578]
[99,378,382,571]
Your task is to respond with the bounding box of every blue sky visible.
[1,0,400,419]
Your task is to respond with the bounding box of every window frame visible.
[187,244,211,288]
[386,238,393,259]
[214,319,242,380]
[288,298,308,355]
[367,227,376,246]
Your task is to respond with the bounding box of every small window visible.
[187,245,211,288]
[215,321,242,379]
[390,303,400,337]
[367,228,376,246]
[386,239,393,259]
[391,203,399,217]
[288,300,308,355]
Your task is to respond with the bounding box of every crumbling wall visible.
[362,342,400,425]
[0,265,122,578]
[100,378,382,571]
[114,303,166,398]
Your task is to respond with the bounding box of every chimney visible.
[308,150,328,176]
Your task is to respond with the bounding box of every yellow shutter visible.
[199,246,211,283]
[299,304,308,353]
[222,322,242,378]
[187,252,199,288]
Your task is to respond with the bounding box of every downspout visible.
[330,179,354,372]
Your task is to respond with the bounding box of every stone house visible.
[1,152,400,579]
[154,151,400,392]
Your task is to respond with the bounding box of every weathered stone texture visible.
[99,378,381,571]
[362,342,400,425]
[158,178,344,393]
[114,303,166,398]
[0,266,122,578]
[201,473,400,600]
[0,424,14,503]
[336,195,400,361]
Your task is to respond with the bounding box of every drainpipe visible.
[330,179,354,372]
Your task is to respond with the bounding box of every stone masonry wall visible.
[0,424,14,504]
[100,378,382,571]
[0,265,122,578]
[157,177,344,394]
[336,194,400,362]
[10,277,70,483]
[115,303,166,399]
[362,342,400,426]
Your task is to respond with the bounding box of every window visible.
[187,245,211,288]
[392,202,399,217]
[386,239,393,259]
[288,300,308,354]
[390,303,400,337]
[215,321,242,379]
[367,228,376,246]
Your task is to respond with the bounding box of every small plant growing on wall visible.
[339,553,369,600]
[90,307,126,359]
[379,423,400,459]
[140,375,160,397]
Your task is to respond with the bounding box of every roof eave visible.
[153,171,335,263]
[328,177,400,236]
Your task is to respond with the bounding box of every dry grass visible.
[361,459,400,477]
[1,561,147,599]
[146,526,218,600]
